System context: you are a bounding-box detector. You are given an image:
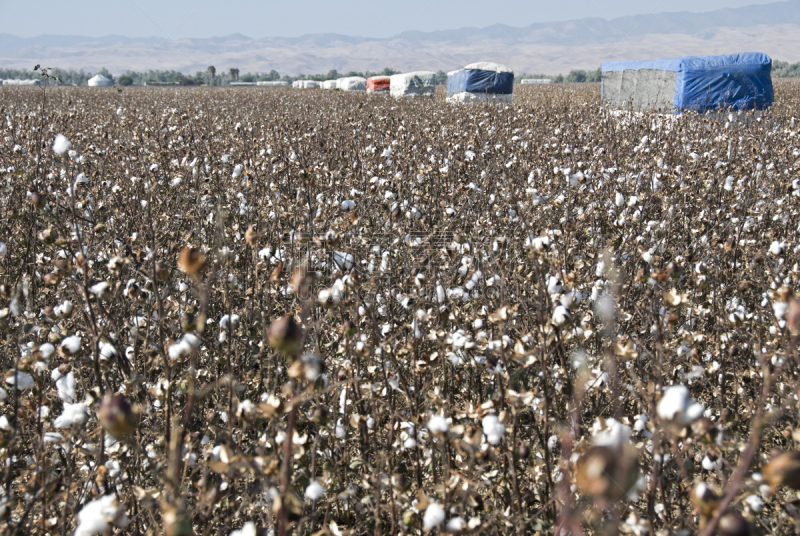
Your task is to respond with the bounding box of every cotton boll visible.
[529,235,550,252]
[335,419,346,439]
[447,517,465,532]
[52,134,71,155]
[341,199,355,211]
[423,502,445,531]
[99,343,118,361]
[744,494,763,513]
[232,164,243,178]
[55,300,74,318]
[482,414,505,445]
[724,176,735,191]
[60,335,82,356]
[220,314,241,331]
[74,494,128,536]
[633,414,648,432]
[0,242,6,259]
[305,480,324,501]
[546,276,563,296]
[702,455,722,471]
[615,192,625,207]
[657,385,705,426]
[552,305,570,327]
[89,281,111,299]
[592,418,632,448]
[769,241,785,256]
[5,371,34,390]
[56,371,76,402]
[333,251,354,272]
[53,402,88,428]
[168,333,201,361]
[39,343,55,361]
[427,415,449,435]
[228,522,257,536]
[774,301,788,321]
[595,260,605,277]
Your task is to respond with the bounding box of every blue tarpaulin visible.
[448,69,514,96]
[602,52,774,112]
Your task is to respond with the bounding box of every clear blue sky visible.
[0,0,782,39]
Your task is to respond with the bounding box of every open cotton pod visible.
[267,315,303,359]
[99,392,137,438]
[691,481,721,518]
[763,450,800,491]
[717,511,752,536]
[177,247,205,276]
[575,444,639,501]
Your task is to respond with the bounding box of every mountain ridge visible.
[1,1,799,75]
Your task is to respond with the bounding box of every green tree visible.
[207,65,216,86]
[117,75,133,86]
[97,67,114,82]
[774,61,800,78]
[566,70,587,83]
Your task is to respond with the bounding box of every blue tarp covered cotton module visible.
[602,52,773,113]
[447,62,514,103]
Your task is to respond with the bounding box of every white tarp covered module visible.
[256,81,289,87]
[321,80,338,89]
[602,53,774,113]
[337,77,367,91]
[390,71,436,98]
[293,80,319,89]
[520,79,552,84]
[2,79,41,86]
[88,74,113,87]
[447,62,514,104]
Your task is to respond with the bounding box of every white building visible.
[88,74,113,87]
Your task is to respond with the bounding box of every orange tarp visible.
[367,76,391,92]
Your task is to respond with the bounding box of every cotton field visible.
[0,80,800,535]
